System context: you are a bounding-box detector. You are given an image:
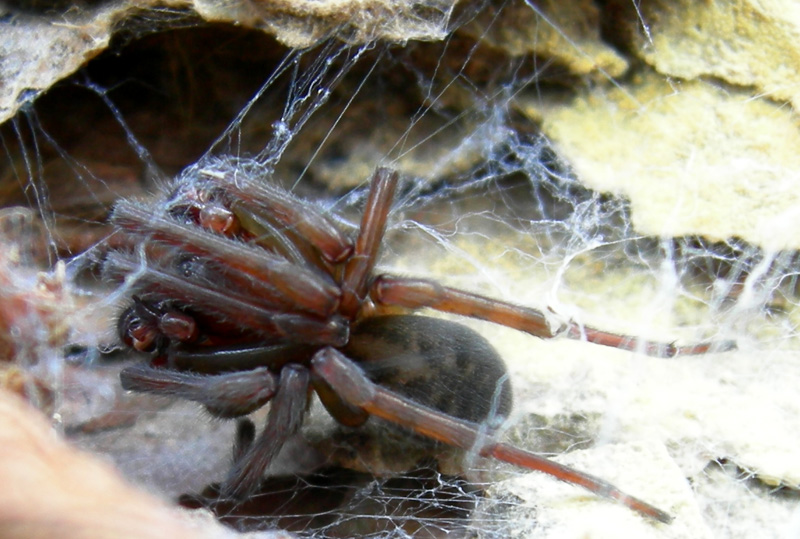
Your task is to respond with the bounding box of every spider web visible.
[1,1,798,537]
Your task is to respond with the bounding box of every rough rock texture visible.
[192,0,456,47]
[531,72,800,249]
[529,0,800,249]
[0,0,456,124]
[462,0,628,77]
[617,0,800,111]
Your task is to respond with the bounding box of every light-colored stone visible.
[627,0,800,110]
[463,0,628,77]
[0,0,456,124]
[531,72,800,250]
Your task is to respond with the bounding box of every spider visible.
[104,164,733,525]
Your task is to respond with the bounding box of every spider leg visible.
[340,168,399,318]
[310,347,673,524]
[237,208,331,272]
[166,342,316,374]
[221,364,310,497]
[197,167,354,264]
[370,275,735,357]
[120,364,277,418]
[111,200,340,317]
[232,418,257,464]
[310,369,370,428]
[105,251,349,347]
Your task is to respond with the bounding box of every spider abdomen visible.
[345,315,513,426]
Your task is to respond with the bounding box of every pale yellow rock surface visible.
[463,0,628,77]
[625,0,800,110]
[532,72,800,250]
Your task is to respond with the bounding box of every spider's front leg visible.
[121,355,313,498]
[105,251,349,347]
[309,347,674,524]
[120,363,277,418]
[111,199,342,318]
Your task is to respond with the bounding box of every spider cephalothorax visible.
[105,163,734,524]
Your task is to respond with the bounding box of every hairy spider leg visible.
[310,366,371,428]
[111,200,340,317]
[168,177,310,268]
[233,206,328,272]
[120,364,277,418]
[105,252,348,347]
[231,419,257,465]
[370,276,736,358]
[222,365,310,497]
[199,167,354,264]
[340,167,399,318]
[310,347,673,524]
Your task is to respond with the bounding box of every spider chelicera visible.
[105,164,734,524]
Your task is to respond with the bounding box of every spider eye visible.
[174,255,202,279]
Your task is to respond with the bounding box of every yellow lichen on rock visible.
[530,73,800,250]
[624,0,800,110]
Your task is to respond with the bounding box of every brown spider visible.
[104,164,733,525]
